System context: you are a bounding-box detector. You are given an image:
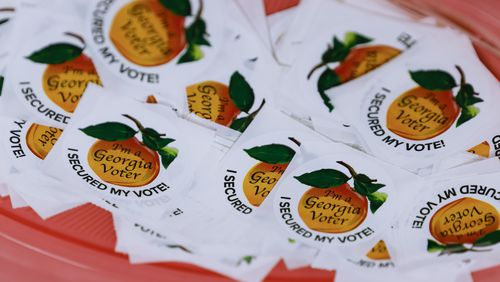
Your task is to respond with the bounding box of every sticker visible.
[88,0,223,87]
[9,28,101,125]
[308,30,411,111]
[467,141,490,158]
[357,59,496,164]
[467,134,500,159]
[345,240,396,270]
[76,114,178,191]
[25,123,63,159]
[273,153,397,248]
[1,118,63,171]
[216,132,300,215]
[285,3,424,114]
[43,86,213,216]
[400,173,500,263]
[186,71,265,132]
[365,239,391,260]
[385,66,481,141]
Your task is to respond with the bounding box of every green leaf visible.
[27,43,83,64]
[317,68,341,91]
[294,169,350,188]
[440,244,468,255]
[427,239,445,253]
[80,122,137,141]
[366,192,387,213]
[159,0,191,16]
[0,18,8,25]
[177,44,203,64]
[244,144,296,164]
[229,71,255,113]
[321,37,349,63]
[229,116,253,133]
[456,105,480,127]
[409,70,457,90]
[159,147,179,170]
[142,128,162,138]
[288,238,296,244]
[344,32,372,48]
[141,128,175,151]
[0,76,4,97]
[455,83,483,108]
[473,230,500,247]
[186,18,210,46]
[238,255,255,266]
[353,174,386,196]
[317,68,340,112]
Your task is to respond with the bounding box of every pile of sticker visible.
[0,0,498,281]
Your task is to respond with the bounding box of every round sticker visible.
[60,109,193,204]
[273,153,396,248]
[87,0,224,88]
[26,123,63,160]
[9,26,101,126]
[1,118,63,171]
[401,176,500,262]
[215,131,302,216]
[359,63,489,160]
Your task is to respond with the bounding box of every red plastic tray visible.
[0,1,498,281]
[1,197,499,281]
[0,197,334,281]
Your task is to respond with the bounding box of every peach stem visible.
[64,32,86,49]
[288,137,301,147]
[455,65,466,86]
[195,0,203,20]
[336,161,357,177]
[307,62,327,80]
[122,114,167,136]
[248,99,266,119]
[122,114,144,132]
